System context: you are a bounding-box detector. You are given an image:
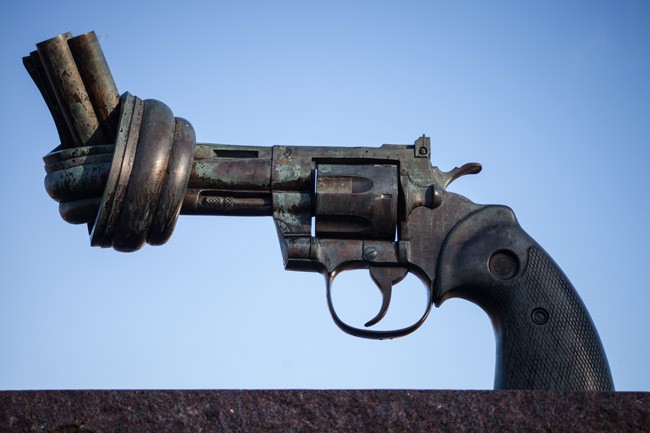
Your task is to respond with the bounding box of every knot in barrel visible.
[90,93,196,252]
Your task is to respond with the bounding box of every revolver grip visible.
[436,205,614,390]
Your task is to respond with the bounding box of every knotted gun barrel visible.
[29,32,403,253]
[28,32,196,251]
[26,31,118,226]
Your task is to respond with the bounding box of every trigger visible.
[365,267,409,327]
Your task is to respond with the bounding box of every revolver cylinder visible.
[315,164,398,240]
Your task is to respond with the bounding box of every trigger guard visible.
[325,273,434,340]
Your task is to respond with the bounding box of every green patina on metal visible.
[25,31,615,391]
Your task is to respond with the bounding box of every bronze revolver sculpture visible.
[25,31,614,391]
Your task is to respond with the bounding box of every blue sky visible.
[1,1,648,390]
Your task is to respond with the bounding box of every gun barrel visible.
[36,33,104,147]
[181,143,273,216]
[28,31,121,227]
[27,32,120,149]
[23,48,76,148]
[68,31,120,141]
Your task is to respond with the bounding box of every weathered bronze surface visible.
[25,31,615,391]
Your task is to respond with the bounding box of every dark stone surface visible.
[0,390,648,432]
